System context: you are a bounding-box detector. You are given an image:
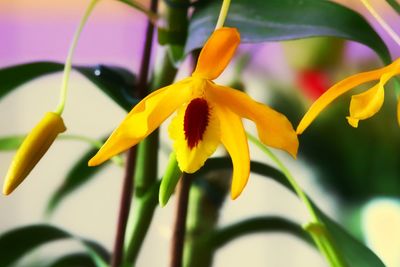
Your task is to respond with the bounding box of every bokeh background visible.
[1,0,400,266]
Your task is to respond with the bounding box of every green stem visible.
[247,133,347,267]
[215,0,231,30]
[122,0,190,264]
[247,133,320,223]
[123,181,160,266]
[183,174,229,267]
[55,0,99,115]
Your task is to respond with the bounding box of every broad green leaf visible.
[46,146,111,215]
[0,224,109,267]
[186,0,391,64]
[47,253,95,267]
[0,62,138,112]
[199,157,385,267]
[0,135,25,151]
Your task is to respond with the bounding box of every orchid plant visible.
[0,0,399,267]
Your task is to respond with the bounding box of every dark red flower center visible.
[184,98,210,149]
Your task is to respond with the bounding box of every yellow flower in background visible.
[297,58,400,134]
[89,27,298,199]
[3,112,66,195]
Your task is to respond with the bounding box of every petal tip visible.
[346,116,359,128]
[230,189,241,200]
[88,156,101,167]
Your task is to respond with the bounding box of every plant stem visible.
[122,0,190,265]
[111,0,158,265]
[246,133,347,267]
[55,0,99,115]
[360,0,400,46]
[111,147,136,267]
[170,173,192,267]
[215,0,231,30]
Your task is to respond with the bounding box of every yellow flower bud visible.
[3,112,66,195]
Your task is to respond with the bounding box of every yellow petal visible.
[3,112,66,195]
[346,71,394,127]
[192,27,240,80]
[297,58,400,134]
[169,98,220,173]
[207,83,298,157]
[215,105,250,200]
[89,78,192,166]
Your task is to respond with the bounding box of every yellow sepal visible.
[89,79,192,166]
[297,58,400,134]
[207,83,298,158]
[215,105,250,199]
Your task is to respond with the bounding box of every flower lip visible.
[184,98,210,149]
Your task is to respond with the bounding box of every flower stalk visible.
[55,0,99,115]
[247,133,347,267]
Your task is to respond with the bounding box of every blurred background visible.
[1,0,400,266]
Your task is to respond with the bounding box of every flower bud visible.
[3,112,66,195]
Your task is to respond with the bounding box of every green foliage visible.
[46,145,111,215]
[0,135,25,151]
[0,62,138,111]
[200,157,385,267]
[0,224,109,267]
[186,0,391,64]
[46,253,96,267]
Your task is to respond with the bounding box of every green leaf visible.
[46,146,111,215]
[186,0,391,64]
[0,224,109,267]
[0,135,25,151]
[386,0,400,15]
[47,253,95,267]
[0,62,138,112]
[208,216,313,249]
[200,157,385,267]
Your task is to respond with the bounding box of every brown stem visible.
[110,1,158,267]
[111,148,137,267]
[170,173,192,267]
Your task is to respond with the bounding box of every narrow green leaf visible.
[0,135,25,151]
[0,62,138,112]
[0,224,109,267]
[46,146,111,215]
[0,225,69,267]
[186,0,391,64]
[47,253,95,267]
[200,157,385,267]
[81,240,110,267]
[159,153,182,207]
[386,0,400,15]
[208,216,313,249]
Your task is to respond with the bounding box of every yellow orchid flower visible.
[89,27,298,199]
[3,112,66,195]
[297,58,400,134]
